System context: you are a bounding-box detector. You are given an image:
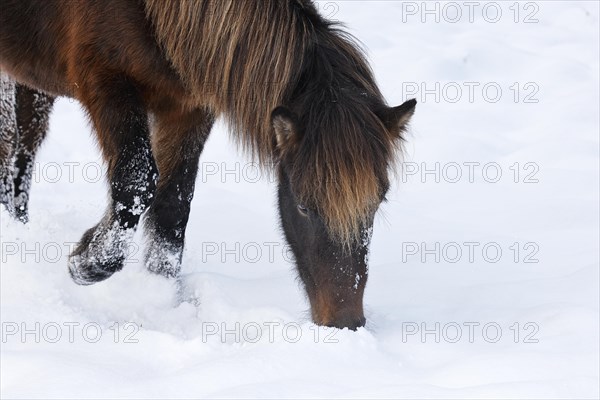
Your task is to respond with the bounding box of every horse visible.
[0,0,416,330]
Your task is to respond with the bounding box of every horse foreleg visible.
[143,108,214,278]
[13,84,55,223]
[69,76,158,285]
[0,72,17,217]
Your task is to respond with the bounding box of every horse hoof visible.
[14,204,29,224]
[15,208,29,224]
[68,220,132,285]
[145,241,182,279]
[13,194,29,223]
[68,255,124,285]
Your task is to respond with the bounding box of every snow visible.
[1,1,599,398]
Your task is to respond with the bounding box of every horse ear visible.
[379,98,417,136]
[271,106,298,152]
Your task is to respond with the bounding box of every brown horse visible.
[0,0,415,330]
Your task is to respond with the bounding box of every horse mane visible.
[144,0,399,246]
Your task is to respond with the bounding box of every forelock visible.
[286,99,396,247]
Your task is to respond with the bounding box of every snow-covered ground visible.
[1,1,598,398]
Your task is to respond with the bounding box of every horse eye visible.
[297,204,309,216]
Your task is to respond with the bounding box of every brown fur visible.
[144,0,401,246]
[144,0,309,158]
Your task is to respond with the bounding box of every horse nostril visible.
[311,291,366,331]
[328,312,366,331]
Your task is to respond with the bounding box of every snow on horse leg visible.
[12,85,55,223]
[0,72,18,217]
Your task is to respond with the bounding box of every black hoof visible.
[68,255,124,285]
[145,240,182,279]
[14,203,28,223]
[13,192,30,223]
[68,219,132,285]
[14,208,28,224]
